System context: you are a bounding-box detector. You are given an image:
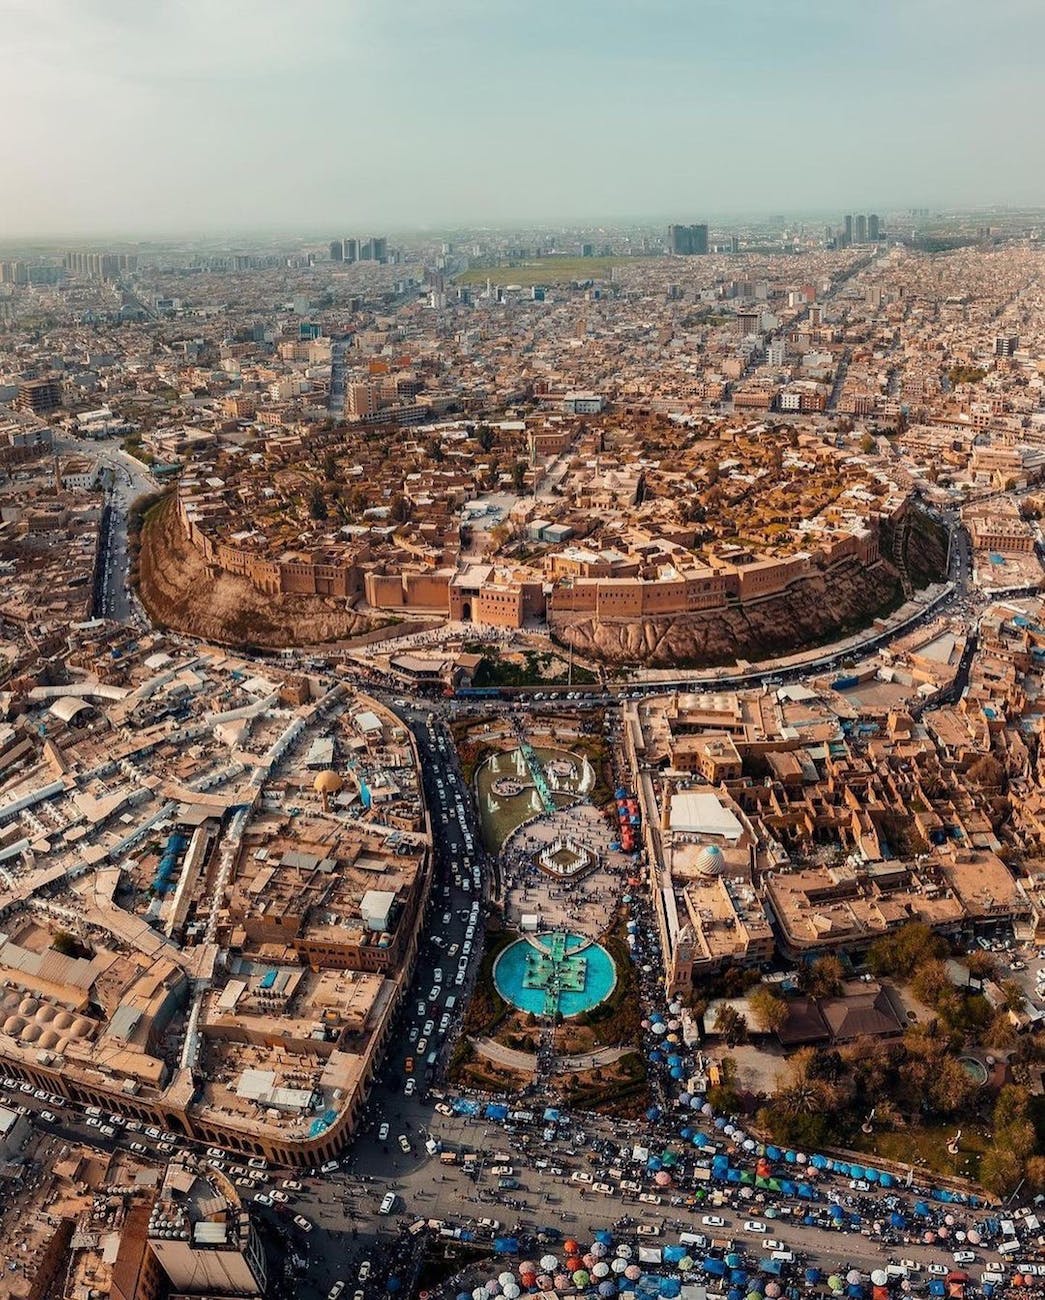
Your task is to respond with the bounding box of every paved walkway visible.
[472,1036,629,1074]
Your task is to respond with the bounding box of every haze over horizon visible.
[6,0,1045,239]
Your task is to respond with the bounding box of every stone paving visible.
[501,802,631,939]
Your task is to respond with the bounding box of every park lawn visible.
[849,1123,992,1184]
[455,255,657,287]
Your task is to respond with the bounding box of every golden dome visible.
[314,770,344,795]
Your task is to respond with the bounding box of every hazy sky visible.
[4,0,1045,237]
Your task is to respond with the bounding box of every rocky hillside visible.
[137,494,380,648]
[551,558,904,668]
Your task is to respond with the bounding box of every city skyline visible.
[4,0,1045,237]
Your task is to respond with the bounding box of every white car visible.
[320,1159,339,1174]
[254,1193,274,1206]
[398,1134,411,1153]
[378,1122,390,1141]
[744,1220,767,1233]
[404,1078,416,1097]
[293,1215,312,1232]
[702,1215,725,1227]
[928,1265,949,1276]
[762,1239,786,1251]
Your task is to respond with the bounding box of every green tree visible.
[713,1005,749,1046]
[308,486,328,522]
[475,423,495,452]
[748,985,789,1035]
[390,495,412,525]
[1001,979,1026,1014]
[803,955,845,999]
[511,460,528,492]
[867,921,947,980]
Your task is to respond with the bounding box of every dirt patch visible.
[137,495,384,648]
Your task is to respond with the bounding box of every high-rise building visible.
[868,213,880,242]
[995,334,1019,357]
[344,238,358,263]
[668,223,709,255]
[371,236,388,262]
[855,214,867,243]
[16,376,63,415]
[729,234,740,254]
[843,215,853,246]
[329,239,343,262]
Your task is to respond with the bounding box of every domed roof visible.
[314,770,344,795]
[35,1004,56,1024]
[38,1030,59,1049]
[71,1017,94,1039]
[53,1011,74,1030]
[20,1023,41,1043]
[3,1015,26,1036]
[19,997,38,1016]
[695,844,726,877]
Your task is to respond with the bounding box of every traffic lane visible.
[302,1154,1003,1285]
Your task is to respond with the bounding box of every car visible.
[762,1239,785,1251]
[702,1215,725,1227]
[320,1159,339,1174]
[570,1170,593,1183]
[442,912,452,925]
[272,1190,289,1202]
[744,1220,767,1233]
[40,1110,56,1123]
[378,1122,390,1141]
[490,1165,513,1177]
[358,1261,372,1281]
[498,1177,520,1190]
[927,1265,948,1276]
[235,1177,256,1189]
[638,1192,661,1204]
[248,1156,268,1170]
[408,1026,419,1042]
[254,1193,274,1206]
[158,1141,175,1153]
[130,1141,147,1153]
[404,1057,414,1073]
[849,1178,871,1191]
[85,1117,101,1128]
[293,1215,312,1232]
[423,1019,434,1035]
[282,1179,303,1191]
[404,1078,416,1097]
[399,1134,411,1153]
[328,1285,345,1300]
[478,1217,501,1231]
[417,1000,426,1016]
[208,1159,226,1172]
[952,1252,976,1265]
[207,1146,226,1158]
[429,986,440,1001]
